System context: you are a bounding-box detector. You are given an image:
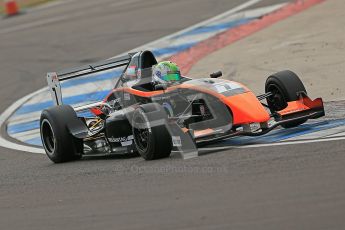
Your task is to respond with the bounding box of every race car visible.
[40,50,325,163]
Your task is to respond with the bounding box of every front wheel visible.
[265,70,308,128]
[132,103,172,160]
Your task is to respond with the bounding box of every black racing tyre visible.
[132,103,172,160]
[40,105,83,163]
[265,70,307,128]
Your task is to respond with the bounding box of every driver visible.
[152,61,181,84]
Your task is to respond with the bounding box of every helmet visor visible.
[164,71,181,81]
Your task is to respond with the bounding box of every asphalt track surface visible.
[1,0,345,229]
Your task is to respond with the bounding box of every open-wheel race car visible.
[40,50,325,163]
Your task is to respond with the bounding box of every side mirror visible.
[154,83,167,91]
[210,71,222,78]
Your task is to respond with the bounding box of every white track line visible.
[199,136,345,152]
[327,132,345,138]
[150,3,287,60]
[28,0,70,12]
[113,0,265,57]
[286,125,345,141]
[0,87,47,154]
[109,0,142,8]
[10,129,40,140]
[0,15,70,35]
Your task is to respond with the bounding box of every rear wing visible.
[46,54,132,106]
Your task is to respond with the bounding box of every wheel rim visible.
[133,112,150,153]
[41,119,56,155]
[267,84,286,111]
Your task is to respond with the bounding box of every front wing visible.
[195,93,324,145]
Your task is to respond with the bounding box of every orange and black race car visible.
[40,50,325,163]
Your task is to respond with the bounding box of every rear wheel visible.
[265,70,307,128]
[132,103,172,160]
[40,105,83,163]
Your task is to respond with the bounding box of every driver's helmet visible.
[153,61,181,83]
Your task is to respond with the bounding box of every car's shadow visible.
[80,152,140,161]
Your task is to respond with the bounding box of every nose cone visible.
[224,92,270,124]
